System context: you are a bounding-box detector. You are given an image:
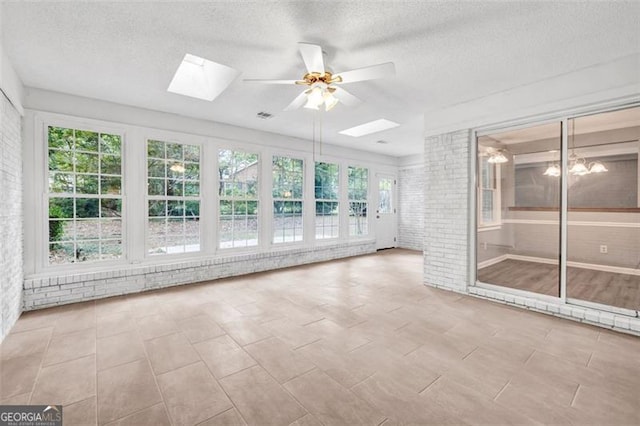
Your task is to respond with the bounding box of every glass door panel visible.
[477,122,562,297]
[567,107,640,311]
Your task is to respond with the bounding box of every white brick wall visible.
[423,130,471,292]
[398,166,424,251]
[23,240,375,310]
[1,92,23,341]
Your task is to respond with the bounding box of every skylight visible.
[338,119,400,137]
[167,54,240,101]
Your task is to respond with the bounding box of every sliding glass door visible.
[476,105,640,315]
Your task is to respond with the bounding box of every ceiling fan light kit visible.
[244,42,395,112]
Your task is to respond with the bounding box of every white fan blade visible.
[284,90,309,111]
[332,87,361,107]
[298,42,325,74]
[334,62,395,83]
[243,79,299,85]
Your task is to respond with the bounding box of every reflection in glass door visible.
[476,122,562,297]
[566,107,640,312]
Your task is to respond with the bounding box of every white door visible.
[375,174,396,250]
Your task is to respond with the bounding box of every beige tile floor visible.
[1,249,639,425]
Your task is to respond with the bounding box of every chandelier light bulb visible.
[488,151,508,164]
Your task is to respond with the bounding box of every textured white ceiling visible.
[3,1,639,156]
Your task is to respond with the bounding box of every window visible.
[147,140,200,255]
[378,177,393,214]
[315,162,339,239]
[218,149,259,249]
[47,126,123,264]
[272,156,303,243]
[478,157,500,227]
[348,166,368,236]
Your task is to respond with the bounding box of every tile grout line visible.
[492,379,511,402]
[461,346,479,360]
[377,417,390,426]
[301,317,326,327]
[346,339,373,354]
[523,349,536,366]
[586,352,593,367]
[569,384,581,407]
[292,337,322,351]
[418,375,441,395]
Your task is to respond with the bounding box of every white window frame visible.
[46,125,125,265]
[145,138,202,257]
[271,154,305,245]
[217,148,261,250]
[314,161,340,240]
[36,117,128,272]
[477,156,502,230]
[347,165,370,237]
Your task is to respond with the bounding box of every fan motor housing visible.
[297,71,342,86]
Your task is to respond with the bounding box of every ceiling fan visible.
[244,42,395,112]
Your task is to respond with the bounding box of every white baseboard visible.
[479,253,640,276]
[477,255,508,269]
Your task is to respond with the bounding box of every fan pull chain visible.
[319,110,323,156]
[312,112,317,163]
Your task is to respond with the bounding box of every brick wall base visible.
[23,241,376,310]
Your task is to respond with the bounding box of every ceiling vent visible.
[256,111,274,120]
[376,140,389,144]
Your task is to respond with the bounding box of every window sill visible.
[26,238,376,281]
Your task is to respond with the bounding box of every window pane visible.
[76,175,99,194]
[100,176,121,195]
[101,155,121,175]
[75,130,99,152]
[273,156,303,243]
[147,139,201,255]
[348,166,368,236]
[273,156,303,199]
[147,140,165,158]
[378,177,393,214]
[48,126,74,150]
[349,201,368,236]
[49,149,73,171]
[273,201,303,243]
[76,198,100,218]
[49,198,74,219]
[100,134,121,154]
[76,153,99,173]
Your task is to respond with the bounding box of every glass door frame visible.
[470,100,640,317]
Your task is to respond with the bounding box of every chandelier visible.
[543,120,608,176]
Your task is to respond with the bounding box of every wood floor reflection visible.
[478,259,640,310]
